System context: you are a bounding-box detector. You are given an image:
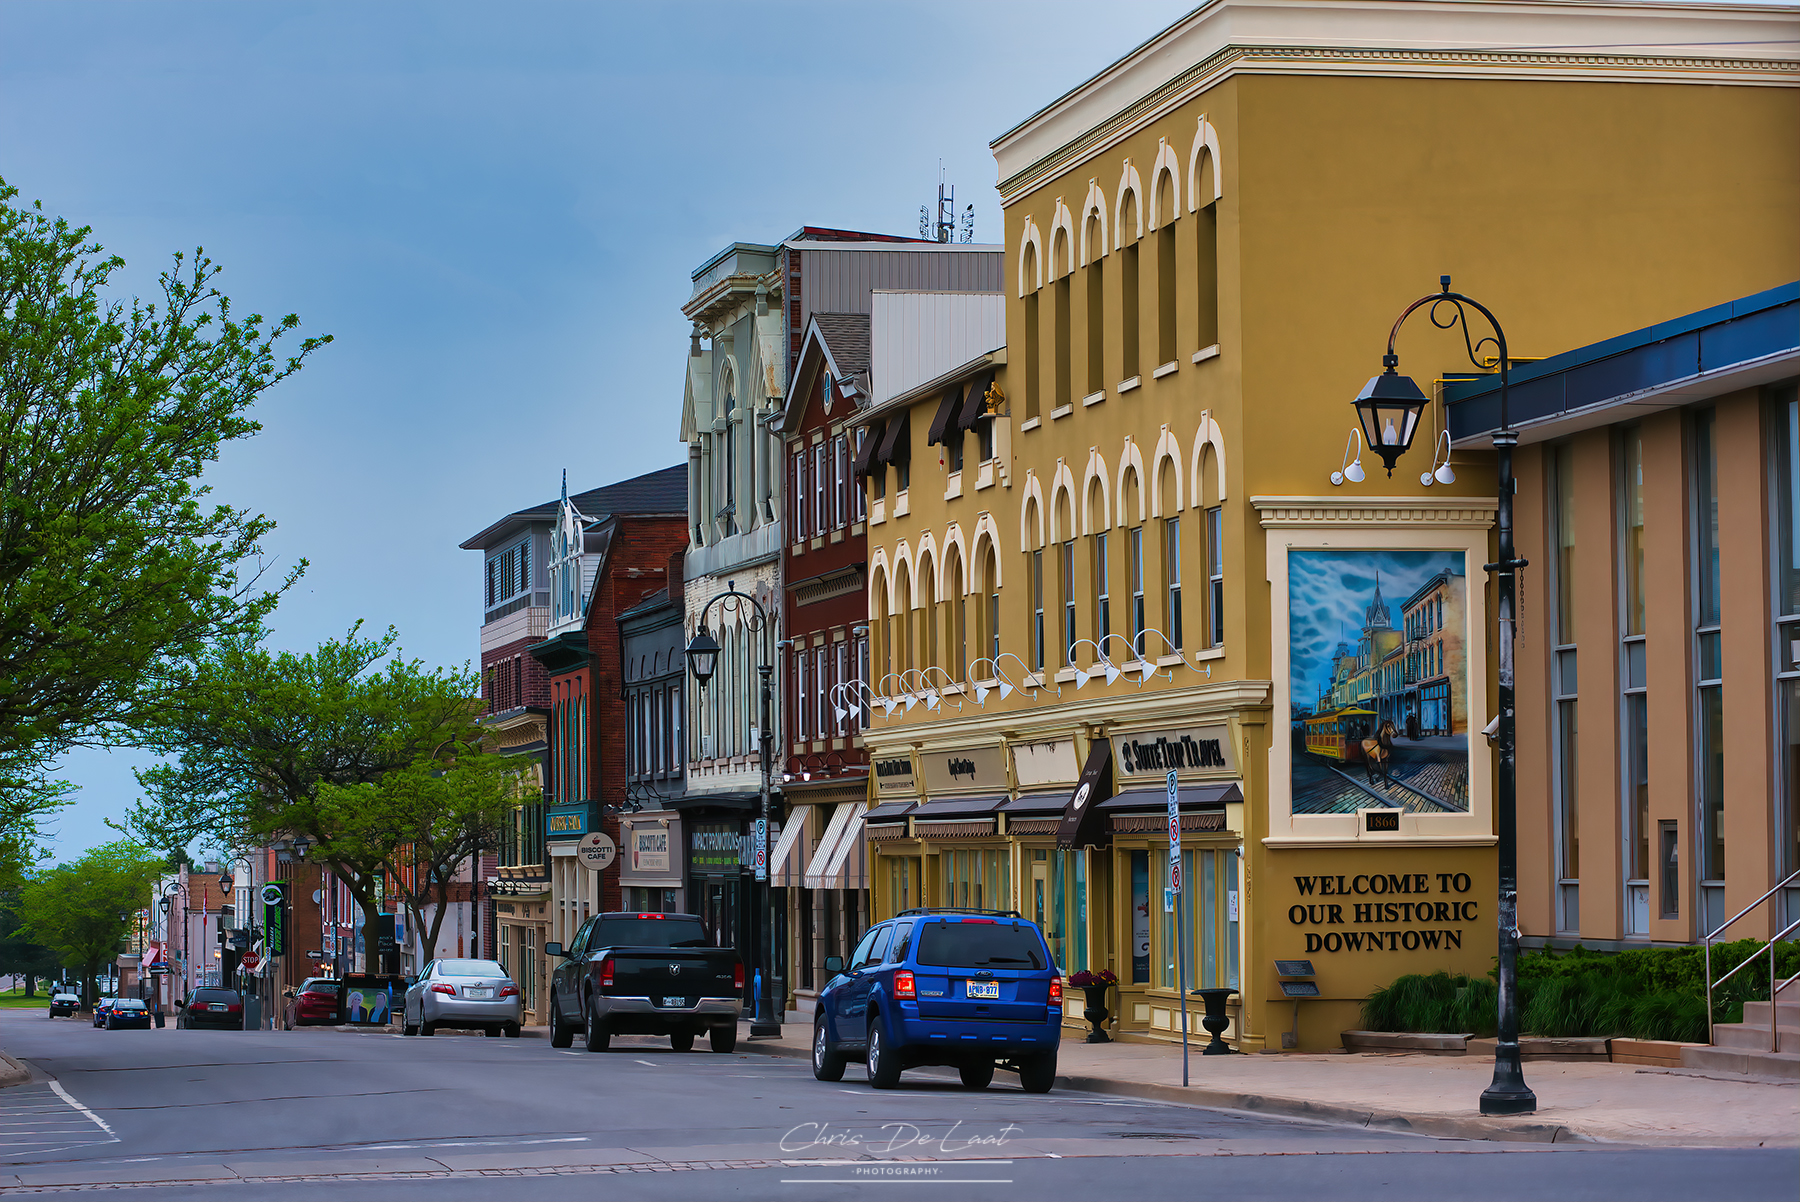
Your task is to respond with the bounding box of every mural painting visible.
[1290,550,1470,815]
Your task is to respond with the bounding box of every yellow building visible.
[857,0,1799,1051]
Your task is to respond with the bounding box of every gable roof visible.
[782,313,872,431]
[460,463,687,550]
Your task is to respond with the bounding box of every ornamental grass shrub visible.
[1359,939,1796,1043]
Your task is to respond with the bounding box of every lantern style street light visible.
[1362,275,1535,1117]
[685,585,781,1039]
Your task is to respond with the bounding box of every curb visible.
[728,1039,1592,1144]
[0,1053,30,1089]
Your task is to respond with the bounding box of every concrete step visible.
[1714,1021,1800,1053]
[1741,999,1800,1027]
[1680,1043,1800,1080]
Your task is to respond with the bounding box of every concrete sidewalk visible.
[734,1028,1798,1148]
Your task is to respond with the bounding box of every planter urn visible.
[1080,984,1112,1043]
[1193,987,1236,1055]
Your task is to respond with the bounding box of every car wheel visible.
[866,1021,902,1089]
[402,1019,417,1036]
[582,997,610,1052]
[484,1026,501,1037]
[548,998,573,1049]
[709,1024,737,1054]
[105,1017,116,1031]
[504,1024,521,1038]
[421,1022,436,1037]
[670,1031,694,1053]
[960,1060,995,1090]
[811,1016,846,1082]
[1017,1052,1057,1094]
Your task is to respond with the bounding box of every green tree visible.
[0,888,61,996]
[127,625,492,965]
[0,178,328,853]
[323,753,517,964]
[18,841,164,1004]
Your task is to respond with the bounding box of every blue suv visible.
[812,909,1062,1092]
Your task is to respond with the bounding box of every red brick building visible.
[528,467,688,958]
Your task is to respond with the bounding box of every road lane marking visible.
[361,1137,591,1150]
[48,1082,115,1137]
[634,1060,656,1066]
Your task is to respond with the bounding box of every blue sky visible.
[1288,550,1464,713]
[0,0,1194,859]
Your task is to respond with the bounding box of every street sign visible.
[1169,859,1182,893]
[305,950,325,960]
[575,831,616,873]
[240,951,261,971]
[1166,770,1181,867]
[148,963,172,975]
[753,817,767,882]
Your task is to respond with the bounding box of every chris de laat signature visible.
[781,1121,1023,1155]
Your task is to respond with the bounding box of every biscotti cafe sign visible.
[1111,724,1236,778]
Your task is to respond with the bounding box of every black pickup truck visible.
[544,912,743,1052]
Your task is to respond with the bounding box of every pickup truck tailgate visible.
[608,948,737,1004]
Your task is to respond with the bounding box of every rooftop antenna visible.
[920,161,975,243]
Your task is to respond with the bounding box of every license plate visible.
[965,980,1000,1000]
[209,1004,226,1011]
[663,996,687,1008]
[463,988,491,999]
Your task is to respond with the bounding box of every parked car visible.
[284,978,341,1027]
[545,912,743,1053]
[401,960,522,1038]
[105,999,153,1030]
[812,909,1062,1093]
[48,993,79,1018]
[91,998,116,1028]
[177,988,244,1030]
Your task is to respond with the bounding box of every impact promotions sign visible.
[1287,870,1478,954]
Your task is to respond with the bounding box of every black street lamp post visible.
[685,584,782,1039]
[1363,276,1536,1116]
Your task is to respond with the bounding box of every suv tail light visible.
[893,969,916,1000]
[224,1004,242,1013]
[1048,976,1063,1004]
[732,961,745,990]
[430,983,456,996]
[599,958,614,987]
[498,984,520,998]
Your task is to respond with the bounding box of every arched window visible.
[1053,229,1071,411]
[1195,145,1220,351]
[1122,465,1145,654]
[1119,189,1141,381]
[1089,477,1112,648]
[894,560,914,678]
[720,367,738,536]
[1156,171,1179,367]
[944,543,967,681]
[1055,490,1076,668]
[918,552,938,676]
[1200,443,1223,647]
[1158,455,1183,650]
[1085,212,1105,396]
[1022,240,1041,420]
[872,566,892,689]
[978,541,1001,670]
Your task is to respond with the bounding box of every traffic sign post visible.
[1168,770,1189,1087]
[753,818,768,882]
[241,951,261,972]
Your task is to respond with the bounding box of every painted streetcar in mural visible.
[1290,551,1471,815]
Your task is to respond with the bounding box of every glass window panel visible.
[1226,850,1239,990]
[1130,852,1151,984]
[1557,699,1579,882]
[1200,850,1217,989]
[1553,442,1576,642]
[1621,429,1646,637]
[1694,409,1721,628]
[1698,685,1725,881]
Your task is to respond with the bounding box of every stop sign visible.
[240,951,261,971]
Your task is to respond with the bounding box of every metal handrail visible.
[1703,868,1800,1050]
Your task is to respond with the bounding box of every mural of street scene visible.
[1289,550,1470,815]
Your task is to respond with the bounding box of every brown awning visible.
[1099,782,1242,811]
[876,409,910,467]
[926,385,964,447]
[853,419,886,478]
[955,370,996,433]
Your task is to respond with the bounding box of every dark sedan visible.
[90,998,116,1028]
[178,988,244,1030]
[105,999,153,1029]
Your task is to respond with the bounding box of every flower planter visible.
[1081,985,1112,1043]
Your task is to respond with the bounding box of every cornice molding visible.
[997,40,1798,205]
[1252,495,1497,529]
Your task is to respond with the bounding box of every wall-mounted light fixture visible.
[1330,428,1367,487]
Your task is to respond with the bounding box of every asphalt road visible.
[0,1009,1793,1201]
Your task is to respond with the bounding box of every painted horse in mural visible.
[1362,719,1399,787]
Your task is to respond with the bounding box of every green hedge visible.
[1360,939,1798,1043]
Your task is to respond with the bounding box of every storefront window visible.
[1772,385,1800,924]
[886,856,918,916]
[1130,852,1150,984]
[941,849,1009,914]
[1043,850,1086,974]
[1158,848,1239,991]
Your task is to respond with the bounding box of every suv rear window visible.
[301,979,341,994]
[189,989,239,1004]
[916,922,1047,970]
[590,917,710,949]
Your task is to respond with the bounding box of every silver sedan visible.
[401,959,523,1037]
